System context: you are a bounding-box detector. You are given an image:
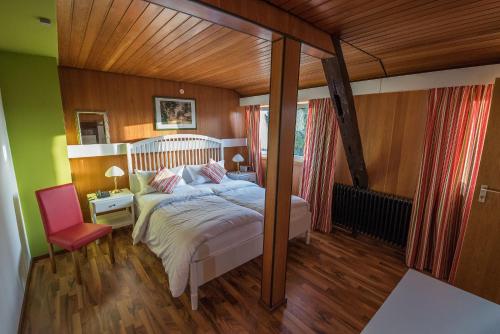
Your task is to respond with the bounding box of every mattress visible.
[191,179,311,242]
[133,188,263,297]
[135,188,262,262]
[192,205,309,262]
[191,180,311,239]
[135,185,196,216]
[135,182,310,263]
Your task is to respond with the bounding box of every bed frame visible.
[126,134,224,174]
[126,134,310,310]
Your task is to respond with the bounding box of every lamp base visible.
[112,177,121,193]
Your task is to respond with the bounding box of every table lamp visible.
[232,153,244,173]
[105,166,124,193]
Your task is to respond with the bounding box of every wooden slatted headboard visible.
[126,134,224,175]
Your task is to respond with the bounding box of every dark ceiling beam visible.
[322,37,368,188]
[146,0,335,58]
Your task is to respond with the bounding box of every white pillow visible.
[135,166,186,195]
[135,170,156,195]
[186,160,228,185]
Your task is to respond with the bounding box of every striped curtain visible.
[299,98,339,233]
[245,105,264,186]
[406,85,493,282]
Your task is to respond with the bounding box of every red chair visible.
[36,183,114,284]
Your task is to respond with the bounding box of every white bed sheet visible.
[191,180,311,238]
[135,180,310,264]
[133,187,262,297]
[135,185,195,216]
[135,186,262,263]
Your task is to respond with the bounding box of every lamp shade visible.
[105,166,124,177]
[232,153,244,163]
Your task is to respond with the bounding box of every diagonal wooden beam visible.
[322,37,368,188]
[145,0,334,58]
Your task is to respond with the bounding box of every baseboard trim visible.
[17,259,34,334]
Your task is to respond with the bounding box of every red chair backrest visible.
[36,183,84,236]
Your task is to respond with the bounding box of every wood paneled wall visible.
[336,90,429,198]
[280,90,429,199]
[59,67,246,219]
[59,67,245,143]
[261,158,303,196]
[455,79,500,304]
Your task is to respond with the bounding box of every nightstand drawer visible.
[93,196,132,213]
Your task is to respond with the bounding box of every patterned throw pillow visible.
[149,167,182,193]
[186,160,228,185]
[200,160,227,184]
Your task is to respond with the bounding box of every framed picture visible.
[153,96,197,130]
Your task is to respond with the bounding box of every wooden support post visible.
[322,37,368,188]
[260,37,301,311]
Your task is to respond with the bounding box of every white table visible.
[362,269,500,334]
[88,189,135,229]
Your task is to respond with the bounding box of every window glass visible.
[259,103,308,157]
[294,104,308,157]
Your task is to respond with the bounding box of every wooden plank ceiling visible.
[57,0,500,96]
[269,0,500,79]
[56,0,373,96]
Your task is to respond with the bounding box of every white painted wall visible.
[240,63,500,106]
[66,138,247,158]
[0,91,31,334]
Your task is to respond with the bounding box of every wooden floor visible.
[21,229,407,333]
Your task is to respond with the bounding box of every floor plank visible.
[20,228,407,333]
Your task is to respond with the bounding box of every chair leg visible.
[72,251,82,285]
[107,233,115,264]
[48,243,56,273]
[82,245,87,258]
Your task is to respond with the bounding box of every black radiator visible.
[332,183,412,248]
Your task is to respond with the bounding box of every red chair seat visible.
[49,223,112,251]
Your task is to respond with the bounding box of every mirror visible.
[76,111,110,145]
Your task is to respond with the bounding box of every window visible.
[260,103,309,158]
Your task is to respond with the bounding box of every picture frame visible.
[153,96,197,130]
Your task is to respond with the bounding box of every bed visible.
[191,179,311,242]
[127,135,311,310]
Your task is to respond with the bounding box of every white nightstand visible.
[87,189,135,229]
[227,171,257,183]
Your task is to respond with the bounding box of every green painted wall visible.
[0,0,57,58]
[0,50,72,257]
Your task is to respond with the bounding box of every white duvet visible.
[195,180,309,215]
[132,186,262,297]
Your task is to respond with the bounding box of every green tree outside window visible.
[261,104,308,157]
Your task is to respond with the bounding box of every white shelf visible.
[96,210,134,229]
